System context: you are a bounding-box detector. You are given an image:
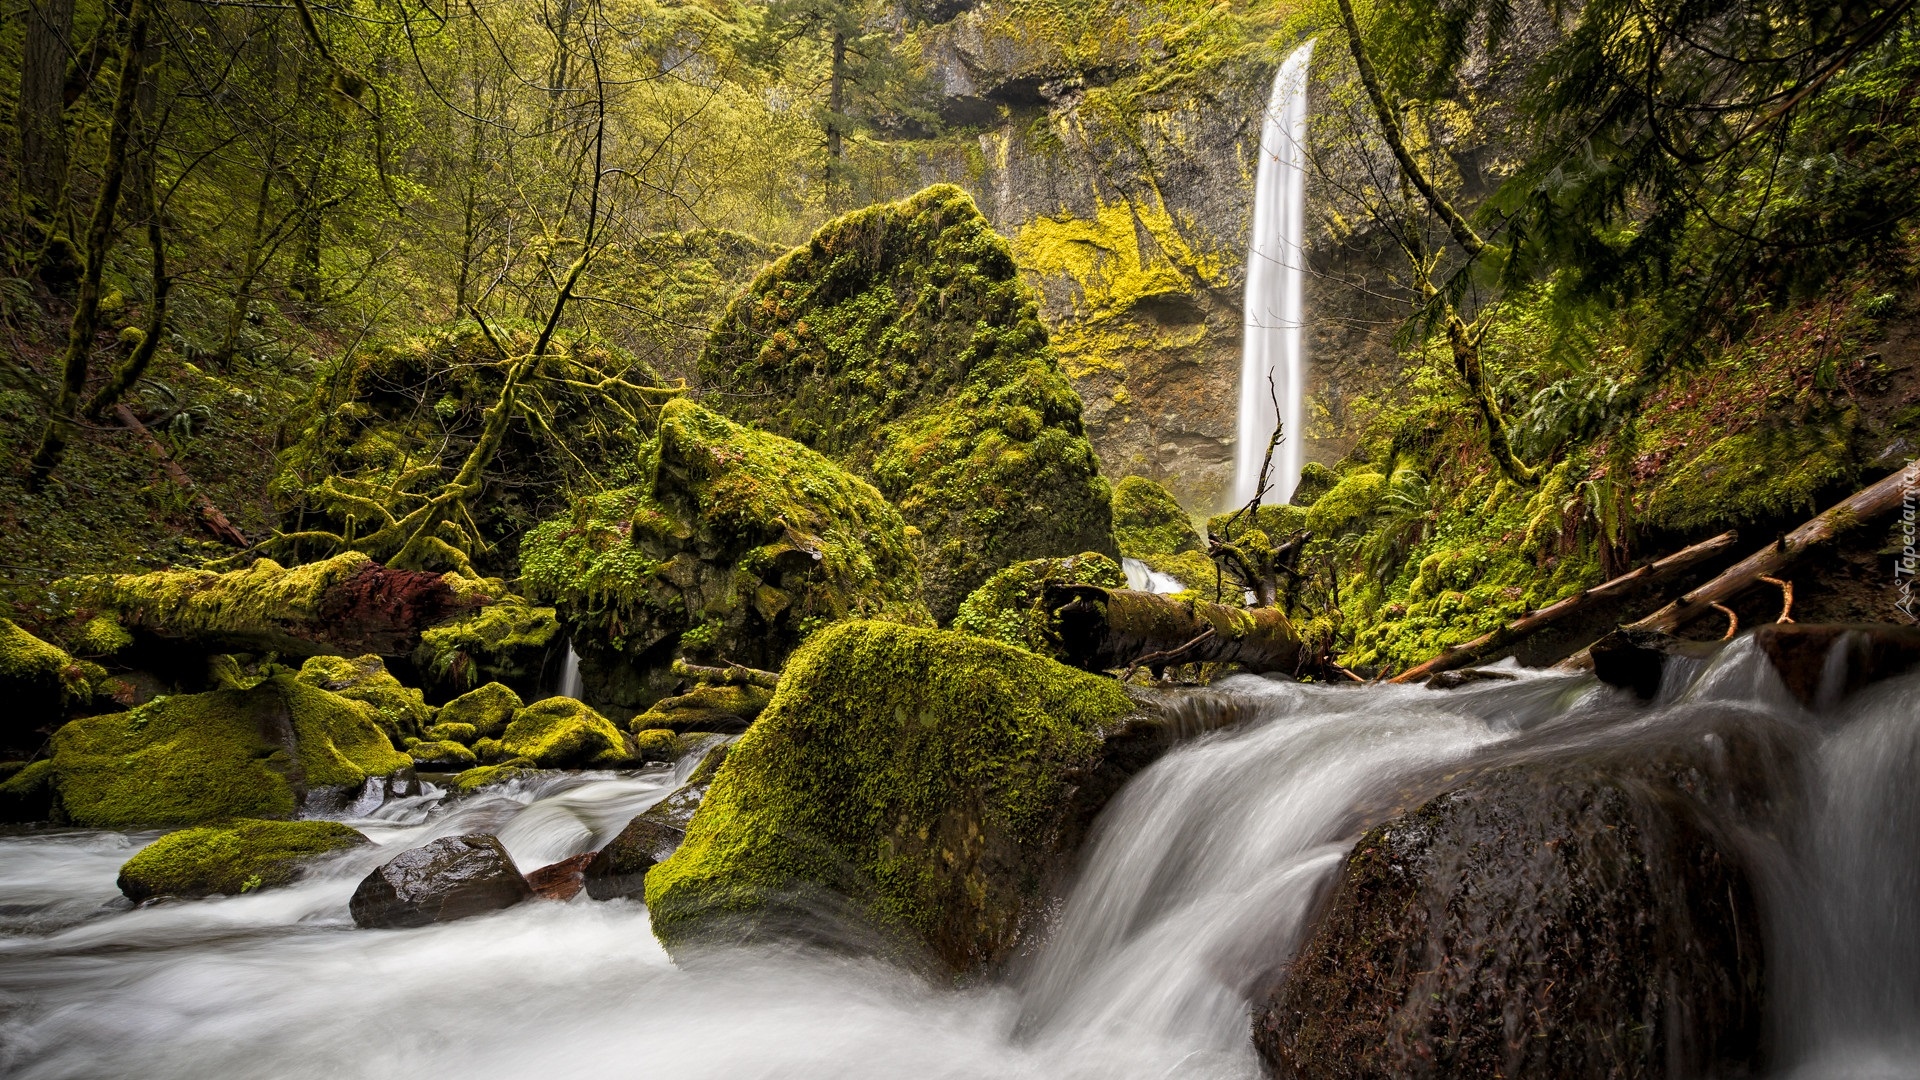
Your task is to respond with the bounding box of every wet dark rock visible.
[1753,623,1920,708]
[1590,628,1718,698]
[1423,668,1517,690]
[584,815,685,901]
[526,852,595,901]
[348,834,533,928]
[1254,717,1779,1080]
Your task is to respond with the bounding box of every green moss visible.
[951,552,1127,652]
[1292,462,1337,507]
[0,758,54,820]
[69,553,374,649]
[632,727,685,762]
[448,758,534,794]
[1112,476,1203,566]
[644,621,1138,971]
[521,398,929,709]
[0,618,92,738]
[407,739,477,769]
[1304,470,1387,538]
[76,614,134,656]
[435,682,522,738]
[46,676,410,828]
[700,185,1116,620]
[628,683,774,733]
[412,600,560,693]
[1642,420,1857,533]
[295,654,433,742]
[423,721,478,744]
[116,819,368,901]
[495,697,630,768]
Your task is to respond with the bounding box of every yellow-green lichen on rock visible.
[43,676,411,828]
[295,654,434,742]
[407,739,478,769]
[520,398,929,712]
[699,184,1117,621]
[448,759,534,794]
[951,552,1127,653]
[435,682,522,739]
[116,819,368,901]
[0,618,95,743]
[490,697,629,768]
[644,620,1139,973]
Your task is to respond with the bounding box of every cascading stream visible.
[0,641,1914,1080]
[1233,40,1315,508]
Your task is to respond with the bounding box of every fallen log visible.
[669,658,780,689]
[1390,530,1740,684]
[115,404,249,548]
[1624,466,1911,636]
[1044,585,1303,675]
[71,551,491,658]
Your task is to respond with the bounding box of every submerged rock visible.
[699,184,1117,621]
[584,815,686,902]
[1254,713,1781,1080]
[40,676,412,828]
[520,398,929,713]
[644,622,1159,973]
[117,819,368,901]
[526,852,595,901]
[349,834,533,928]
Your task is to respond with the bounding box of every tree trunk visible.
[113,404,246,546]
[27,0,149,490]
[1045,585,1304,675]
[18,0,77,222]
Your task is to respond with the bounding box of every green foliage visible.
[700,185,1117,620]
[44,676,410,828]
[116,819,368,901]
[520,397,928,705]
[951,552,1127,652]
[1304,470,1387,538]
[645,620,1137,970]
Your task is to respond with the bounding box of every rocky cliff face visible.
[907,5,1406,513]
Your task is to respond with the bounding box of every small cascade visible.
[556,643,584,701]
[1121,557,1187,595]
[1232,40,1316,507]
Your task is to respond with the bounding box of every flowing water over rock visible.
[1,640,1915,1079]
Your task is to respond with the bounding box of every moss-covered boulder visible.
[0,618,104,748]
[486,697,629,769]
[41,676,412,828]
[951,552,1126,653]
[435,682,522,739]
[447,759,534,794]
[411,600,561,698]
[627,683,773,735]
[644,621,1152,973]
[699,185,1117,620]
[1112,476,1203,563]
[422,721,479,744]
[295,654,434,742]
[521,398,929,713]
[116,819,369,901]
[1302,469,1386,538]
[407,739,478,770]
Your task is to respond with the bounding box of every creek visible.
[0,638,1914,1079]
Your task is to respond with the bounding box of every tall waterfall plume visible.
[1232,40,1315,507]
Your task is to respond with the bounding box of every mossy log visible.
[1043,585,1302,674]
[72,552,491,658]
[1389,529,1740,683]
[1626,465,1912,636]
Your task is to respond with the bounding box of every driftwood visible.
[1045,585,1303,675]
[1624,466,1911,635]
[670,658,780,689]
[116,404,249,548]
[1390,529,1740,683]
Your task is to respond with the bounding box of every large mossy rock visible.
[1110,476,1212,586]
[295,654,434,742]
[1254,716,1779,1080]
[481,697,629,768]
[434,681,522,738]
[699,184,1117,621]
[521,398,929,714]
[42,676,412,828]
[0,618,106,749]
[644,621,1153,973]
[117,819,368,901]
[411,600,562,699]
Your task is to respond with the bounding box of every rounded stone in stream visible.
[349,834,533,928]
[1254,750,1768,1079]
[584,815,685,901]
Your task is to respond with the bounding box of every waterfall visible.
[1232,41,1315,508]
[556,644,583,701]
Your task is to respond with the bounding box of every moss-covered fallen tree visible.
[699,185,1117,621]
[65,552,493,659]
[1044,585,1304,675]
[645,621,1158,974]
[521,397,929,715]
